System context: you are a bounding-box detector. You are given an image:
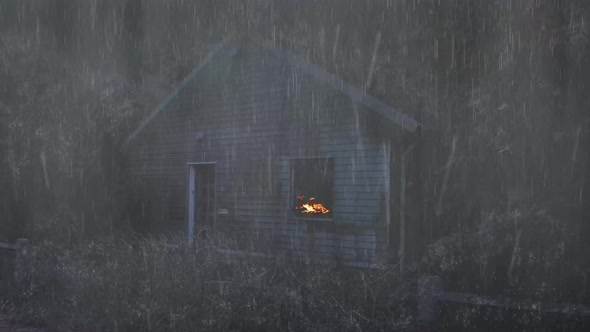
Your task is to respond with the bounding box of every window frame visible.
[288,156,335,221]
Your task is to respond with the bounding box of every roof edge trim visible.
[123,40,227,147]
[261,42,420,132]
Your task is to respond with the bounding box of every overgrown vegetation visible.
[1,234,416,331]
[423,205,589,302]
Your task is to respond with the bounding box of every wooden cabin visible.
[124,39,422,268]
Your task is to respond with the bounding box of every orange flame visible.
[295,195,331,214]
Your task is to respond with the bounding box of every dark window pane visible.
[293,158,334,214]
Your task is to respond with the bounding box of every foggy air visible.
[1,1,589,331]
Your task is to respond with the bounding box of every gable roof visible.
[124,39,420,146]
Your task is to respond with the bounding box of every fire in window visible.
[292,158,334,216]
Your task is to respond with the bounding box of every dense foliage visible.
[2,236,415,331]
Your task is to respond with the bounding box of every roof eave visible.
[262,44,420,133]
[123,40,228,147]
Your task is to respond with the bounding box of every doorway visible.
[187,162,216,246]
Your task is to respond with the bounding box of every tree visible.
[123,0,145,84]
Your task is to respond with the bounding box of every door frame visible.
[187,162,216,247]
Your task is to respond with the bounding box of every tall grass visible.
[1,233,415,331]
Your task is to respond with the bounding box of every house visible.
[123,39,422,268]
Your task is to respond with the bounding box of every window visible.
[292,157,334,217]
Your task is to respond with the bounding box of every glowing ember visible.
[295,195,331,214]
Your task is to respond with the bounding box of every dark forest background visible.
[1,0,590,329]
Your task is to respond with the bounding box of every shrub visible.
[422,206,588,303]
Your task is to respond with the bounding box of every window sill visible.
[292,216,334,222]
